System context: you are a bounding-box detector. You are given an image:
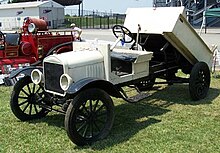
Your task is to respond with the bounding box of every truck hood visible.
[43,50,104,69]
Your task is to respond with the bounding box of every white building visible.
[0,0,8,5]
[0,0,64,30]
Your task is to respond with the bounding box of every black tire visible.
[10,76,48,121]
[65,88,115,146]
[189,62,210,101]
[136,78,155,91]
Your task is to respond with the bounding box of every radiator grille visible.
[44,62,64,95]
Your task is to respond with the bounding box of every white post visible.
[199,0,207,35]
[199,11,206,35]
[204,0,207,33]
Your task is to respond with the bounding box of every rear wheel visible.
[10,76,48,121]
[65,88,114,146]
[189,62,210,100]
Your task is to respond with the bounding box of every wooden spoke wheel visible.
[10,76,48,121]
[65,88,114,146]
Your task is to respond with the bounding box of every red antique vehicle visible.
[0,17,75,85]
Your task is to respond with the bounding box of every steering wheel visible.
[112,25,134,43]
[0,31,5,49]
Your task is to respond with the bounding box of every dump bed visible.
[124,7,213,68]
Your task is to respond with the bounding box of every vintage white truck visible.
[9,7,213,146]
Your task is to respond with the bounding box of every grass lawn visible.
[0,74,220,153]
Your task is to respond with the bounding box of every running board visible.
[125,92,151,103]
[119,87,151,103]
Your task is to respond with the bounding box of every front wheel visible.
[65,88,115,146]
[10,76,49,121]
[189,62,210,100]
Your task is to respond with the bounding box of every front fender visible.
[67,78,122,98]
[9,66,42,79]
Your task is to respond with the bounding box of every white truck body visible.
[43,41,153,96]
[124,7,213,68]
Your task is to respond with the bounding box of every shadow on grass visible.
[28,114,65,129]
[27,83,220,150]
[85,102,169,150]
[80,84,220,150]
[28,100,169,150]
[149,84,220,106]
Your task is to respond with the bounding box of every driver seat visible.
[5,33,20,46]
[110,50,139,75]
[111,51,137,62]
[4,33,21,57]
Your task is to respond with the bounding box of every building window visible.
[0,22,2,27]
[47,21,51,26]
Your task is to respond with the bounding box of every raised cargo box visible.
[124,7,213,68]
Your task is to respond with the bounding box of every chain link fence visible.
[64,9,125,29]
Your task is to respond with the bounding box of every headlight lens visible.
[31,69,43,85]
[60,74,73,91]
[28,23,36,33]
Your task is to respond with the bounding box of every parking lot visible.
[81,29,115,41]
[81,28,220,50]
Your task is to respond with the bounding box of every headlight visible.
[31,69,43,85]
[28,23,36,33]
[60,74,73,91]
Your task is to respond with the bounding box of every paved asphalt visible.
[81,28,220,50]
[198,28,220,50]
[81,29,115,42]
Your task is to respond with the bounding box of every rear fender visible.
[67,78,122,98]
[9,66,42,79]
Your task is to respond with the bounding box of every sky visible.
[65,0,153,14]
